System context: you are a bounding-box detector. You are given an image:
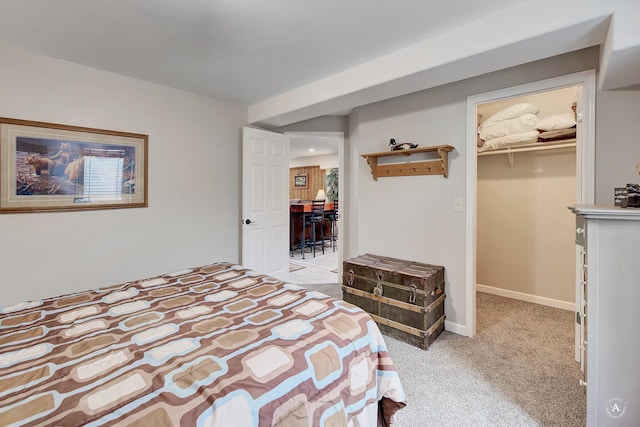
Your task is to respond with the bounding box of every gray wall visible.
[0,45,246,306]
[276,115,348,134]
[346,46,640,330]
[595,90,640,203]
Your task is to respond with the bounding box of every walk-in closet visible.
[476,86,579,309]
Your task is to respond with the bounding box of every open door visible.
[242,127,289,281]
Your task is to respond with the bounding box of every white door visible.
[242,127,289,281]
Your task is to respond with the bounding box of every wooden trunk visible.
[342,253,445,350]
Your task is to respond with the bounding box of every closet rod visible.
[477,139,576,157]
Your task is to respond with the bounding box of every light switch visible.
[454,197,463,212]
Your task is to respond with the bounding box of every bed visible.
[0,262,406,426]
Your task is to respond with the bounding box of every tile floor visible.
[288,243,339,285]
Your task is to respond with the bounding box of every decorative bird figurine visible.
[389,138,418,151]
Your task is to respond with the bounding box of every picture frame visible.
[294,174,307,188]
[0,118,148,213]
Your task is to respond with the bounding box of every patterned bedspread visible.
[0,262,406,426]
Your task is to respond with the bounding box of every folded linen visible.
[478,102,539,132]
[479,113,538,141]
[477,130,540,152]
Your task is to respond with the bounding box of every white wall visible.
[0,45,246,306]
[346,47,608,331]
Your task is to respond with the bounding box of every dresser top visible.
[569,205,640,220]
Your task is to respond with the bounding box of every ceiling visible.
[288,134,340,160]
[0,0,528,106]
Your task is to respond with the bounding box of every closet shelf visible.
[361,145,454,180]
[477,138,576,157]
[477,139,576,168]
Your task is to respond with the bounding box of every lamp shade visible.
[315,189,326,200]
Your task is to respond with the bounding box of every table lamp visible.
[315,189,326,200]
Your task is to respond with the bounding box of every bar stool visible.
[304,200,326,258]
[325,200,338,252]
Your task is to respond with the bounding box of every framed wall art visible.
[0,118,148,213]
[294,174,307,188]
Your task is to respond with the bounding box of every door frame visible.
[284,131,345,274]
[464,70,596,337]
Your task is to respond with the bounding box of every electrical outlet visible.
[454,197,463,212]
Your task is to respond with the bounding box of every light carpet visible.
[300,284,586,427]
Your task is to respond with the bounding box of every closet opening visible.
[465,69,596,425]
[476,85,578,315]
[466,70,595,339]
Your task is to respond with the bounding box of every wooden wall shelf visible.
[361,145,454,180]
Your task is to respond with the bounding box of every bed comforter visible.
[0,262,405,426]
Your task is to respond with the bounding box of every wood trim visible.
[342,285,446,314]
[426,293,446,313]
[342,286,423,313]
[369,313,446,338]
[425,315,446,337]
[361,145,454,180]
[369,313,424,337]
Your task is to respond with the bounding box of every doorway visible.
[465,70,596,345]
[476,86,578,311]
[285,131,344,284]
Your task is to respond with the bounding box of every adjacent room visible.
[287,132,341,285]
[1,1,640,426]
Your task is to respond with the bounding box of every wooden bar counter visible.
[290,201,334,256]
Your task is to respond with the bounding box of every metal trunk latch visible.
[408,284,417,303]
[373,283,384,297]
[345,269,354,287]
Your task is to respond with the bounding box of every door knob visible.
[244,219,253,225]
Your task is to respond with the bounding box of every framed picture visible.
[0,118,148,213]
[294,174,307,188]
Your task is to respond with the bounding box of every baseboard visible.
[476,284,575,311]
[444,320,468,336]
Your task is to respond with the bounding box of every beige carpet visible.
[299,284,586,426]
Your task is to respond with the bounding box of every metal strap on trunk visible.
[347,272,434,295]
